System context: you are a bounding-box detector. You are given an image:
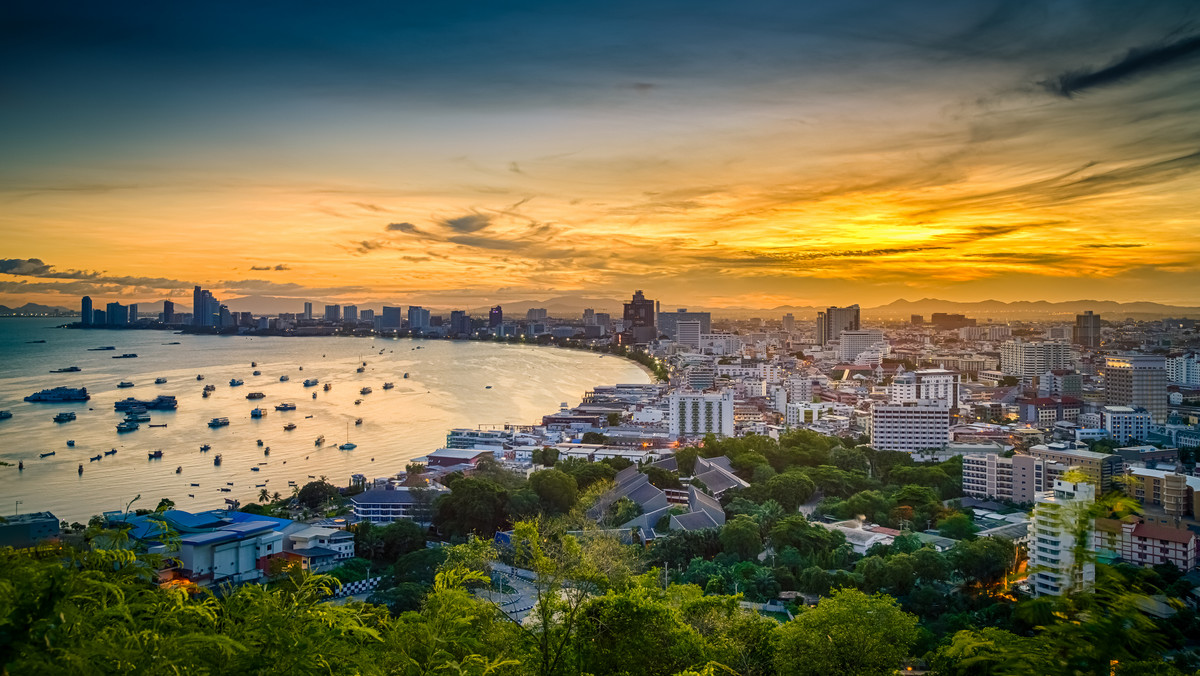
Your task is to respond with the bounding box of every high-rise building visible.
[582,308,596,325]
[489,306,503,328]
[1028,443,1123,493]
[867,401,951,453]
[910,314,923,325]
[526,308,548,321]
[962,453,1068,505]
[1166,353,1200,386]
[1000,339,1071,382]
[1074,311,1101,349]
[192,286,220,326]
[1029,479,1096,597]
[91,309,106,324]
[128,304,138,321]
[381,307,403,330]
[80,296,92,325]
[816,304,860,345]
[623,290,657,343]
[449,310,470,335]
[668,390,735,438]
[657,308,711,340]
[303,302,313,320]
[836,329,885,362]
[105,302,128,326]
[889,369,960,408]
[676,320,702,348]
[1100,405,1152,443]
[344,305,358,324]
[594,312,610,327]
[163,300,175,324]
[408,306,431,331]
[930,313,975,330]
[360,309,374,323]
[1104,354,1168,423]
[324,305,341,323]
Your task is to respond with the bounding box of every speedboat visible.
[117,381,135,388]
[104,448,117,456]
[229,378,244,386]
[279,375,289,382]
[67,440,75,447]
[283,422,297,431]
[251,407,267,418]
[207,417,230,427]
[116,420,139,432]
[339,443,357,450]
[275,402,297,411]
[355,418,363,425]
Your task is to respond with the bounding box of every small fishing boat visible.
[116,420,139,432]
[279,375,289,382]
[117,381,135,388]
[283,422,297,431]
[246,392,265,400]
[175,466,182,473]
[41,451,55,458]
[54,411,77,422]
[251,362,257,367]
[105,448,118,456]
[403,372,409,378]
[202,389,212,398]
[155,377,167,384]
[199,444,211,452]
[207,417,230,428]
[382,382,394,389]
[90,454,102,462]
[78,464,83,475]
[275,402,296,411]
[251,466,260,472]
[113,353,138,359]
[148,450,163,459]
[203,384,216,392]
[190,482,200,486]
[256,439,264,446]
[355,418,363,425]
[356,366,365,373]
[304,414,313,419]
[264,447,270,456]
[253,370,261,376]
[312,392,317,399]
[67,440,75,447]
[315,435,325,446]
[354,399,363,405]
[251,407,267,418]
[196,374,205,380]
[214,454,223,466]
[303,378,319,387]
[148,423,167,428]
[323,382,332,391]
[229,378,244,386]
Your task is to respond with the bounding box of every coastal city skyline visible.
[4,2,1200,310]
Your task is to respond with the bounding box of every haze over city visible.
[3,1,1200,311]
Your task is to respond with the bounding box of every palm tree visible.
[259,488,270,504]
[272,491,282,502]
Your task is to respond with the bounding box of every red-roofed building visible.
[1094,516,1197,572]
[1018,396,1082,425]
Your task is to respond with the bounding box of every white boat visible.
[339,422,356,450]
[208,417,230,428]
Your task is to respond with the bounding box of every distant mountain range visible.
[0,303,74,316]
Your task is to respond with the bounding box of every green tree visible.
[763,472,815,511]
[774,588,919,676]
[529,468,579,514]
[938,513,978,540]
[155,497,175,512]
[644,466,683,490]
[295,480,341,510]
[433,478,510,537]
[577,589,706,676]
[581,431,609,444]
[719,516,763,561]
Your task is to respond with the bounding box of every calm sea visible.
[0,318,649,521]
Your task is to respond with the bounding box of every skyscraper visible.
[381,306,403,330]
[489,306,503,328]
[324,305,341,322]
[816,304,860,345]
[1105,354,1168,423]
[781,313,795,332]
[106,302,128,325]
[408,306,430,330]
[526,308,548,321]
[303,302,313,320]
[1074,311,1101,349]
[192,285,220,326]
[450,310,470,335]
[163,299,175,323]
[128,304,138,321]
[623,290,657,343]
[582,308,596,325]
[344,305,358,324]
[657,308,711,340]
[80,296,92,325]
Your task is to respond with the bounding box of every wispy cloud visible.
[1042,33,1200,97]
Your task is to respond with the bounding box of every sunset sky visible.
[3,1,1200,310]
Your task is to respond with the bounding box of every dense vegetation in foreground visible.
[1,517,1197,675]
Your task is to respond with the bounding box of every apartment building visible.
[868,401,951,453]
[962,453,1067,504]
[1029,480,1096,597]
[1028,443,1124,494]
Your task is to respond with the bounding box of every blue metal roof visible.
[222,510,293,531]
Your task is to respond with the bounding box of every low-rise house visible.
[1094,516,1197,571]
[0,511,60,549]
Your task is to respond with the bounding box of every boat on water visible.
[155,377,167,384]
[253,370,261,375]
[403,372,409,378]
[323,382,332,391]
[303,378,319,386]
[279,375,290,382]
[251,407,267,418]
[275,402,296,411]
[246,392,265,399]
[257,439,264,446]
[114,396,176,411]
[207,417,230,428]
[203,389,212,398]
[67,440,75,447]
[382,382,394,389]
[25,387,90,403]
[117,381,135,388]
[190,482,200,486]
[50,366,82,373]
[219,487,231,492]
[355,418,363,425]
[116,421,139,432]
[90,454,101,462]
[315,435,325,446]
[196,374,204,380]
[40,451,56,458]
[356,366,365,373]
[0,411,11,420]
[53,411,77,423]
[105,448,118,456]
[339,422,357,450]
[78,464,83,475]
[203,384,216,392]
[312,392,317,399]
[88,346,116,351]
[148,423,167,428]
[251,361,257,367]
[229,378,244,386]
[485,385,493,389]
[163,342,181,345]
[147,450,163,459]
[200,444,211,452]
[264,447,270,456]
[354,399,363,405]
[214,455,223,466]
[251,466,260,472]
[283,422,297,431]
[176,466,182,473]
[304,414,313,419]
[125,412,151,422]
[112,353,138,359]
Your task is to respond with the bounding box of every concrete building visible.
[80,296,92,325]
[407,306,431,331]
[1166,353,1200,386]
[1037,370,1083,398]
[782,313,795,332]
[1028,443,1123,494]
[1105,355,1168,423]
[1094,516,1196,572]
[668,390,735,438]
[889,369,960,408]
[1125,467,1200,520]
[1018,397,1083,425]
[0,511,60,549]
[303,301,313,320]
[836,329,885,362]
[352,484,449,525]
[676,320,702,348]
[658,309,712,340]
[1074,311,1101,349]
[1000,339,1071,383]
[1100,405,1152,443]
[323,304,341,323]
[868,401,951,453]
[1029,479,1096,597]
[816,304,860,346]
[381,306,403,330]
[343,305,358,324]
[623,290,657,344]
[962,453,1066,504]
